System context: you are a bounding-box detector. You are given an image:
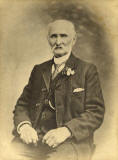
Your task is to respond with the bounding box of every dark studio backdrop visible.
[0,0,117,159]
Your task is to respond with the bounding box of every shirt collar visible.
[53,51,71,65]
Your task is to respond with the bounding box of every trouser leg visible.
[11,138,77,160]
[11,137,92,160]
[46,141,92,160]
[11,137,52,160]
[47,141,78,160]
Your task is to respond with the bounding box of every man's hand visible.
[42,127,71,148]
[19,124,38,145]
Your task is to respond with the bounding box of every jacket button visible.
[36,103,41,107]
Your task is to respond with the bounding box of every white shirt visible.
[52,52,71,74]
[54,52,71,65]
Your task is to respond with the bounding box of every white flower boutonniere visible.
[62,67,75,76]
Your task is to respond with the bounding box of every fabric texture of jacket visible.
[13,54,105,153]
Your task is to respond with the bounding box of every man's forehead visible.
[48,20,75,35]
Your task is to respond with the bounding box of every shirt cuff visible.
[17,121,32,134]
[63,125,73,138]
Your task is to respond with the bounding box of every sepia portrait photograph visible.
[0,0,117,160]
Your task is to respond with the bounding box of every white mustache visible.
[52,45,63,51]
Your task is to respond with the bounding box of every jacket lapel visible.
[54,54,78,88]
[65,53,78,69]
[42,60,53,91]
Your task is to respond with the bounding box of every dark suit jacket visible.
[13,54,105,153]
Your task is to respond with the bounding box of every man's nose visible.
[55,36,62,45]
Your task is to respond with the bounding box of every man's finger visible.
[52,142,59,148]
[20,134,31,144]
[32,137,38,144]
[20,135,27,143]
[42,132,51,143]
[46,138,55,146]
[23,137,29,144]
[28,138,33,143]
[24,134,33,144]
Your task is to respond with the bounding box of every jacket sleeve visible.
[65,64,105,142]
[13,65,37,130]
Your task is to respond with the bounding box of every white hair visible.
[47,19,76,36]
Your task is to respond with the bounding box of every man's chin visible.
[53,52,67,58]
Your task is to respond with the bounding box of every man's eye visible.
[50,34,57,38]
[60,34,68,37]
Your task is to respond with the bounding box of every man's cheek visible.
[49,40,55,47]
[64,38,73,45]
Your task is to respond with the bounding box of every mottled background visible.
[0,0,118,159]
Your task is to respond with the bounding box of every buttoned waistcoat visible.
[13,54,105,152]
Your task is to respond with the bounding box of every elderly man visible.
[12,19,105,160]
